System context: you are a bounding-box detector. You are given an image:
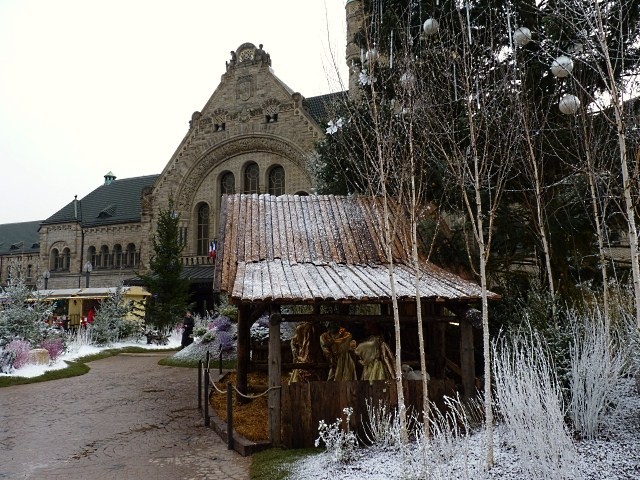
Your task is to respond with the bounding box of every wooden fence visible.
[280,379,455,448]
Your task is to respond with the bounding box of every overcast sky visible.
[0,0,348,224]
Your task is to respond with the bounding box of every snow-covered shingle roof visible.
[214,194,496,304]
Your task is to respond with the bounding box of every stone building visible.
[0,41,344,314]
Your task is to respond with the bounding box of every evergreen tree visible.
[0,263,54,346]
[90,283,133,345]
[139,201,190,332]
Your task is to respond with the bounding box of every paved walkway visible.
[0,353,251,479]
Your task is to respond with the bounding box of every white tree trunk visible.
[594,2,640,329]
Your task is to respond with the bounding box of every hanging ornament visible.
[513,27,532,47]
[366,48,378,63]
[559,94,580,115]
[423,18,439,36]
[400,72,416,88]
[551,55,574,78]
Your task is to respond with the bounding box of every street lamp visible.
[43,270,50,290]
[84,261,93,288]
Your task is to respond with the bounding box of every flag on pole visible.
[208,240,217,259]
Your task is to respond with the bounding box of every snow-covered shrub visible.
[200,330,216,344]
[363,399,403,449]
[621,316,640,378]
[250,312,295,344]
[216,330,235,352]
[400,394,483,480]
[211,314,232,331]
[492,331,578,479]
[65,324,93,353]
[0,264,54,346]
[217,295,238,321]
[5,339,31,370]
[0,348,16,373]
[315,407,359,464]
[193,325,208,338]
[568,310,626,439]
[173,312,238,362]
[40,337,65,362]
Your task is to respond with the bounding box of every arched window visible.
[126,243,137,267]
[62,248,71,271]
[268,166,285,196]
[113,244,123,268]
[50,248,59,271]
[221,172,235,195]
[100,245,110,268]
[88,246,97,268]
[196,204,210,256]
[243,162,259,194]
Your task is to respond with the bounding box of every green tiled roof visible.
[42,175,159,227]
[0,221,41,255]
[304,91,347,125]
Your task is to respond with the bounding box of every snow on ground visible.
[3,328,639,479]
[0,330,181,379]
[288,377,640,480]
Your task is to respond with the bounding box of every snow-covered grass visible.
[287,377,640,480]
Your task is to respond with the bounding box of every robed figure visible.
[319,324,357,381]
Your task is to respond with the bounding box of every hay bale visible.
[28,348,50,365]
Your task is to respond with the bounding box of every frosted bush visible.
[0,348,16,373]
[211,314,232,331]
[217,295,238,321]
[400,394,483,480]
[363,399,403,449]
[250,312,295,344]
[40,337,65,362]
[6,339,31,370]
[65,325,94,353]
[493,332,578,479]
[315,407,359,464]
[568,310,626,439]
[216,330,235,352]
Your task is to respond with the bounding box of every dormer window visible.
[97,204,117,218]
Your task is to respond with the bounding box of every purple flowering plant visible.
[5,339,31,369]
[41,337,65,362]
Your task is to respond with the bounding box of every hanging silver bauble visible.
[551,55,574,78]
[400,72,416,88]
[423,18,439,36]
[513,27,532,47]
[559,94,580,115]
[366,48,378,63]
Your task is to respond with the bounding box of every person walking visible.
[181,310,195,348]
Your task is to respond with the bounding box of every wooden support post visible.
[198,360,202,410]
[460,320,476,401]
[204,362,210,426]
[227,382,234,450]
[236,304,250,403]
[268,312,282,447]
